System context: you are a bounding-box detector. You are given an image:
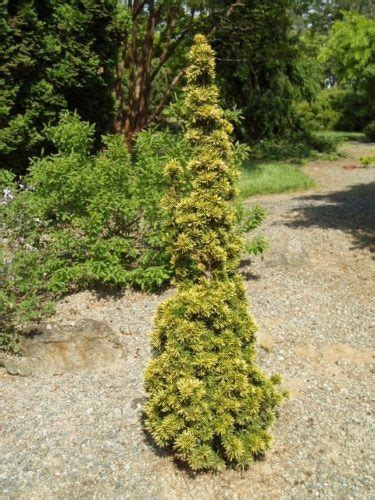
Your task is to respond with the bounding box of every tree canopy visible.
[0,0,127,173]
[320,11,375,85]
[0,0,373,173]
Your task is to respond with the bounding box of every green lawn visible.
[239,161,315,198]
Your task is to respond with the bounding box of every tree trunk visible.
[113,0,244,149]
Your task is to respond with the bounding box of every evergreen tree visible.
[0,0,127,174]
[144,34,284,471]
[209,0,317,141]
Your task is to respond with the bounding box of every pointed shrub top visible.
[186,34,216,84]
[165,34,241,284]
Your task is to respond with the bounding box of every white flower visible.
[1,188,14,205]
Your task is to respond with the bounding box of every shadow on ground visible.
[286,182,375,254]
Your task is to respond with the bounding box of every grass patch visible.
[239,161,315,198]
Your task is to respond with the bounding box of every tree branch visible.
[148,1,245,123]
[132,0,148,20]
[148,67,185,124]
[207,0,244,38]
[151,21,196,82]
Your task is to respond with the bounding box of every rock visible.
[3,361,32,377]
[266,235,310,268]
[0,355,32,377]
[18,319,124,374]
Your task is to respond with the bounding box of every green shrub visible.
[0,113,186,348]
[360,156,375,168]
[236,204,268,254]
[0,1,129,175]
[318,12,375,132]
[24,112,172,291]
[314,131,365,142]
[364,121,375,142]
[296,88,343,131]
[251,130,339,163]
[297,85,375,134]
[144,34,284,471]
[0,170,16,191]
[333,88,375,132]
[306,132,340,154]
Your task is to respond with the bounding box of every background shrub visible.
[0,113,175,347]
[296,88,343,131]
[1,111,173,296]
[0,0,128,175]
[250,130,339,163]
[364,121,375,141]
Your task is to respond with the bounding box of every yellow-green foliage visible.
[144,34,284,471]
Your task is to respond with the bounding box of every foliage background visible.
[0,0,128,174]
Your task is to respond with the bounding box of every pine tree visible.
[144,34,285,471]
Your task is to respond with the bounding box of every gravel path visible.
[1,142,374,499]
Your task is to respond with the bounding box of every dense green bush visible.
[0,112,181,346]
[0,0,129,174]
[8,113,173,289]
[333,87,375,132]
[296,12,374,135]
[317,12,375,132]
[212,0,320,142]
[144,34,284,471]
[250,130,339,163]
[296,88,343,131]
[364,121,375,141]
[297,86,375,133]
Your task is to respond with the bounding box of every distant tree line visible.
[1,0,373,174]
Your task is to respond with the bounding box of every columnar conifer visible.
[144,34,284,471]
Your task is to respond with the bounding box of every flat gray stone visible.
[3,361,32,377]
[18,318,124,374]
[265,235,310,268]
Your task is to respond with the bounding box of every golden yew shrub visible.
[144,34,284,471]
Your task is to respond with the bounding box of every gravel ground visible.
[1,142,374,499]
